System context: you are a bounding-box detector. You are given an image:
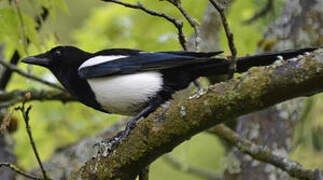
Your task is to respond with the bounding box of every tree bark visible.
[224,0,323,179]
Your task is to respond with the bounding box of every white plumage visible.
[79,55,127,69]
[87,71,163,115]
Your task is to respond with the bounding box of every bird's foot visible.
[190,79,206,99]
[189,87,206,99]
[94,120,137,155]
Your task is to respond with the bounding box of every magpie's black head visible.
[21,46,91,70]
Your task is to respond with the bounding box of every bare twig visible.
[0,89,73,109]
[15,101,49,180]
[138,166,150,180]
[166,0,200,50]
[209,124,322,180]
[0,60,65,91]
[101,0,187,50]
[244,0,274,24]
[163,154,221,180]
[0,162,41,180]
[209,0,237,78]
[0,90,72,109]
[0,89,73,108]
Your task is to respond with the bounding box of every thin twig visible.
[0,162,41,180]
[209,0,237,78]
[166,0,200,50]
[15,101,49,180]
[101,0,187,50]
[0,60,65,91]
[163,154,221,180]
[138,166,150,180]
[244,0,274,24]
[209,124,322,180]
[0,89,73,108]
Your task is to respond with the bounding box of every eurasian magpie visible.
[21,46,317,146]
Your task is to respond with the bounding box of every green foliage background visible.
[0,0,323,179]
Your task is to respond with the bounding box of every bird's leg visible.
[189,78,205,99]
[98,105,155,152]
[193,78,204,94]
[122,105,155,139]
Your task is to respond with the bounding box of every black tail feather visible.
[236,47,318,73]
[189,47,318,77]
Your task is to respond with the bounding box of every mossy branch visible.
[209,124,321,180]
[76,50,323,180]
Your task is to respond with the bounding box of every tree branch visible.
[76,50,323,179]
[209,124,322,180]
[0,60,65,91]
[166,0,200,50]
[0,162,41,180]
[15,102,49,180]
[0,89,74,108]
[101,0,187,50]
[163,154,221,180]
[209,0,237,78]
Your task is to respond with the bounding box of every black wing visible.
[95,48,223,57]
[159,50,223,57]
[94,48,142,56]
[78,51,222,79]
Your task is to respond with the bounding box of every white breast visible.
[79,55,127,69]
[87,71,163,116]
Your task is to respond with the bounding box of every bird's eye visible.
[55,50,62,56]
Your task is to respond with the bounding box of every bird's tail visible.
[191,47,318,77]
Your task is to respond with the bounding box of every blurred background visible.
[0,0,322,179]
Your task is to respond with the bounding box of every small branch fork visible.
[209,124,323,180]
[15,98,49,180]
[0,162,41,180]
[165,0,200,50]
[209,0,237,78]
[101,0,188,50]
[0,60,65,91]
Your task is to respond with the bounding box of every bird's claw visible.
[93,130,127,155]
[93,114,143,155]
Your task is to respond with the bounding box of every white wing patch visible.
[79,55,127,69]
[87,71,163,116]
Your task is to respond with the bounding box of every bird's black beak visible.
[21,55,50,67]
